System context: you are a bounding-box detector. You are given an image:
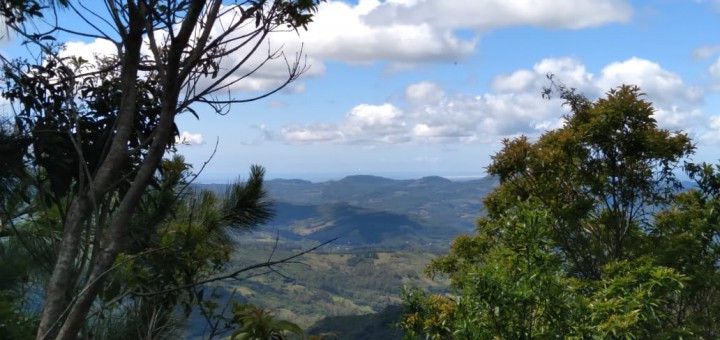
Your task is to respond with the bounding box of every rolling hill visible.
[196,175,498,247]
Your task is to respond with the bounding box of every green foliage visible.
[588,258,686,338]
[400,287,455,339]
[95,158,275,338]
[485,84,693,279]
[2,54,174,199]
[402,204,689,339]
[229,304,304,340]
[0,0,69,25]
[401,85,716,338]
[1,0,324,337]
[0,153,277,338]
[645,163,720,337]
[307,304,404,340]
[403,205,583,338]
[0,243,36,340]
[215,245,444,330]
[448,206,585,339]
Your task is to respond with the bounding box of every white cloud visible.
[653,106,703,131]
[58,0,632,92]
[294,0,630,67]
[279,56,706,145]
[58,6,326,94]
[347,103,403,127]
[60,38,117,62]
[176,131,204,145]
[596,57,702,106]
[492,58,594,94]
[706,57,720,92]
[0,21,8,41]
[710,57,720,78]
[282,103,409,144]
[701,115,720,143]
[491,69,536,93]
[365,0,632,30]
[405,81,444,104]
[280,126,342,143]
[693,44,720,59]
[299,0,476,65]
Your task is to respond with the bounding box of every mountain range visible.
[196,175,498,248]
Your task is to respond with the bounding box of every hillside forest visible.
[1,1,719,339]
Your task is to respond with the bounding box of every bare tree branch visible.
[133,237,338,297]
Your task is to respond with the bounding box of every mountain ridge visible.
[194,175,498,247]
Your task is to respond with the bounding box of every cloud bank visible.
[60,0,632,91]
[280,56,708,145]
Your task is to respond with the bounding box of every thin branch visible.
[78,0,121,37]
[133,237,338,297]
[267,229,280,262]
[105,0,128,41]
[175,137,220,201]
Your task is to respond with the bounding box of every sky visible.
[4,0,720,182]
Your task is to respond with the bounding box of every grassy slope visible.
[219,241,447,328]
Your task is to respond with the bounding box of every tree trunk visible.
[43,2,206,335]
[35,5,146,338]
[53,102,177,340]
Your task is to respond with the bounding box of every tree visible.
[0,1,321,338]
[401,85,713,338]
[485,84,693,279]
[402,204,687,339]
[0,150,278,338]
[645,163,720,337]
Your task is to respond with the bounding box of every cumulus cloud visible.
[492,57,594,94]
[294,0,630,68]
[176,131,204,145]
[299,1,475,65]
[596,57,702,106]
[59,0,632,91]
[405,81,445,104]
[282,103,409,144]
[364,0,632,30]
[280,57,706,145]
[60,38,117,61]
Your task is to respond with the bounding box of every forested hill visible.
[195,175,498,247]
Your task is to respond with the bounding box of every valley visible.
[188,175,497,337]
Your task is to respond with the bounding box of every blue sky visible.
[4,0,720,182]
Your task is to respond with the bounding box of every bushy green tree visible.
[485,85,693,279]
[401,85,716,338]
